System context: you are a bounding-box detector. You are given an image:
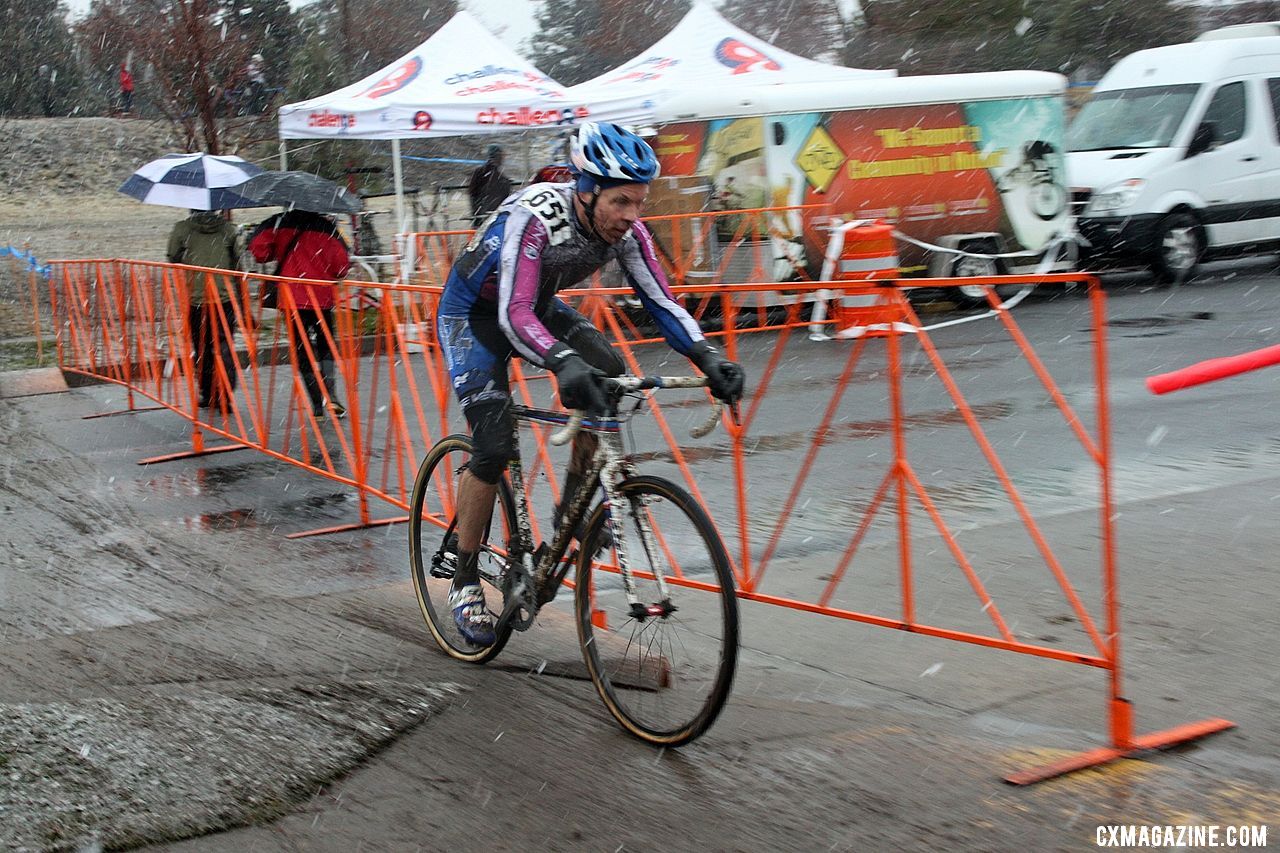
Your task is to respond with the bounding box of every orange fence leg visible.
[1005,280,1235,784]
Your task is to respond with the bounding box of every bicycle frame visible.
[507,407,657,610]
[500,375,717,626]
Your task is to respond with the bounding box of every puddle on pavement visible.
[1102,312,1215,337]
[114,460,278,499]
[631,401,1018,465]
[1106,311,1214,327]
[168,491,355,532]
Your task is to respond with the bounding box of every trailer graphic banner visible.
[656,95,1068,277]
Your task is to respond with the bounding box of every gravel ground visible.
[0,681,461,852]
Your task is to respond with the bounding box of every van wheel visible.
[952,254,1023,308]
[1151,212,1201,287]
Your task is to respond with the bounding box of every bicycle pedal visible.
[429,550,456,580]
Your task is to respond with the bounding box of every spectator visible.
[119,63,134,114]
[249,210,353,418]
[467,144,513,226]
[244,53,267,115]
[167,210,241,409]
[246,53,265,87]
[38,64,55,117]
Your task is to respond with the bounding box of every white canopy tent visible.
[276,10,648,234]
[563,3,895,123]
[278,10,650,141]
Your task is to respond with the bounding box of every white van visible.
[1067,30,1280,283]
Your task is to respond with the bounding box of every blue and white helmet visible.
[569,122,660,191]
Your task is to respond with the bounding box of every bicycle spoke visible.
[577,477,738,745]
[410,435,517,663]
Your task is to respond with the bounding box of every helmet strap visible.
[579,187,604,239]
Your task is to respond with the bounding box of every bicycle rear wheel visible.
[409,434,517,663]
[575,475,739,746]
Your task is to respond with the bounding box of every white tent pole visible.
[391,138,407,233]
[391,138,414,287]
[279,139,288,170]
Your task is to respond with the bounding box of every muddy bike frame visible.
[478,375,722,633]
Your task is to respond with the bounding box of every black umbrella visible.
[232,170,363,214]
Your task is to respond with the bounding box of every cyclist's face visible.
[592,183,649,243]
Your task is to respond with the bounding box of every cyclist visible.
[436,122,745,646]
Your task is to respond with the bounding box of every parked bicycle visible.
[353,210,385,258]
[409,375,740,746]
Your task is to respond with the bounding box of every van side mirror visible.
[1187,121,1218,158]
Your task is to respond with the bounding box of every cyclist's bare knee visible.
[569,431,597,473]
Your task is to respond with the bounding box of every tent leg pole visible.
[392,138,407,235]
[392,138,409,284]
[279,139,288,171]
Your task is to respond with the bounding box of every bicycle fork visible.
[598,442,676,623]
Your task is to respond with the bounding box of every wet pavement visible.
[2,263,1279,850]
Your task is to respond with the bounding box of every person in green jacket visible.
[167,209,242,408]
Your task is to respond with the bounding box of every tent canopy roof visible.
[564,3,896,123]
[657,71,1067,122]
[277,10,641,140]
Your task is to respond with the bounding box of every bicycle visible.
[353,210,385,258]
[408,375,740,746]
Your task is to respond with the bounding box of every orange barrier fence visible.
[43,257,1232,782]
[47,259,457,533]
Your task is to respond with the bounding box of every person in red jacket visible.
[249,210,353,418]
[119,63,134,114]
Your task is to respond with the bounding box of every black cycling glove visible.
[548,345,609,414]
[689,341,746,404]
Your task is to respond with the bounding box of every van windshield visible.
[1067,84,1201,151]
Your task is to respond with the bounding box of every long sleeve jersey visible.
[438,182,704,368]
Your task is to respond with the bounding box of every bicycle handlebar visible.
[549,376,723,446]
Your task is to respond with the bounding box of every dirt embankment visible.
[0,116,490,347]
[0,116,486,262]
[1,117,188,199]
[1,118,223,264]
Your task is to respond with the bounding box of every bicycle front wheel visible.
[575,475,739,746]
[409,434,517,663]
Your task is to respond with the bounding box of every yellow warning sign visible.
[795,125,845,193]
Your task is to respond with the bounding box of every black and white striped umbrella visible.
[118,153,265,210]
